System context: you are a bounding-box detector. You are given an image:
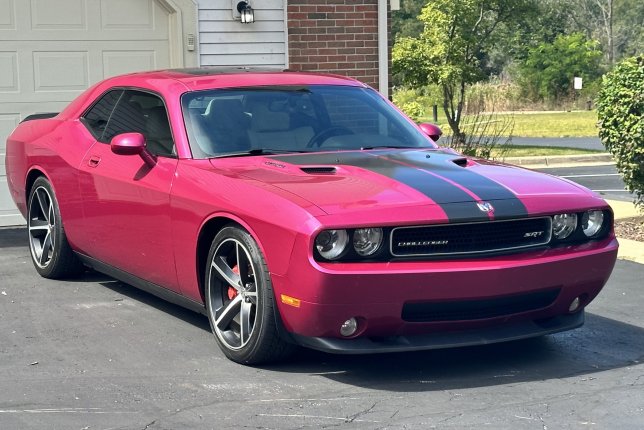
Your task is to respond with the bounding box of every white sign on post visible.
[573,77,583,90]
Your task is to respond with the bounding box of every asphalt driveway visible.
[1,227,643,429]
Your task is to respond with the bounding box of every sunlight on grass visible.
[493,145,602,158]
[504,111,598,138]
[419,110,598,138]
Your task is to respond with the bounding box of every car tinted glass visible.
[102,90,175,157]
[181,85,435,158]
[82,90,123,139]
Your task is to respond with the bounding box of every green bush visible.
[597,55,644,209]
[399,101,424,122]
[519,33,603,104]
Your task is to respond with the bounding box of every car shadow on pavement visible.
[262,312,644,392]
[88,272,644,393]
[98,279,211,332]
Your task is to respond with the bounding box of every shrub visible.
[597,56,644,209]
[399,101,424,122]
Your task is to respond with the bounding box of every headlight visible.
[582,210,605,237]
[353,228,383,256]
[315,229,348,260]
[552,213,577,239]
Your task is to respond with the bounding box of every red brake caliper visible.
[227,265,239,300]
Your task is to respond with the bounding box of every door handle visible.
[88,155,101,167]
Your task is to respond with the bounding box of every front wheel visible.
[27,177,83,278]
[205,225,293,364]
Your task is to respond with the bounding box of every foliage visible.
[518,33,603,102]
[392,86,443,123]
[567,0,644,65]
[597,55,644,209]
[391,0,425,40]
[392,0,532,142]
[398,101,424,122]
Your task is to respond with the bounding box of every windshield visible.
[181,85,436,158]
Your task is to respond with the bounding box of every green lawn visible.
[502,111,598,138]
[419,110,599,138]
[494,145,603,158]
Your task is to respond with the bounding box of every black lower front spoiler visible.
[290,311,585,354]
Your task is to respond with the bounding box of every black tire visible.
[27,177,84,279]
[205,225,293,364]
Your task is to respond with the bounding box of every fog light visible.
[340,318,358,337]
[569,297,581,313]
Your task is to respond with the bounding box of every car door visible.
[78,89,180,291]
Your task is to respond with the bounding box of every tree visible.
[518,32,603,102]
[597,56,644,209]
[567,0,644,65]
[391,0,425,41]
[392,0,533,142]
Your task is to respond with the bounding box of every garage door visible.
[0,0,173,226]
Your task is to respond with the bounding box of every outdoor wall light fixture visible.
[234,1,254,24]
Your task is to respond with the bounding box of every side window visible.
[82,90,123,139]
[103,90,175,157]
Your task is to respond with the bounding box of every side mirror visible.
[110,132,156,166]
[418,123,443,142]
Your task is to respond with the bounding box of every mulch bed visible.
[614,216,644,242]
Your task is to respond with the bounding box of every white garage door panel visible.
[0,0,172,226]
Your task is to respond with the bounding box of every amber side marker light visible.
[281,294,301,308]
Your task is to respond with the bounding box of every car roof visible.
[104,67,367,93]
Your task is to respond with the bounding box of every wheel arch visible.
[25,167,50,200]
[195,214,267,300]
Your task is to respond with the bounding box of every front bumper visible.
[291,311,584,354]
[272,236,618,352]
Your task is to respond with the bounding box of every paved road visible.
[535,164,633,202]
[1,227,643,430]
[511,137,603,151]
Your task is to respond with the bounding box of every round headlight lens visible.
[353,228,383,257]
[315,229,348,260]
[582,210,605,237]
[552,213,577,239]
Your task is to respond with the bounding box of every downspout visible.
[377,0,388,98]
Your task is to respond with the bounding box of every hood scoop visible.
[300,166,337,175]
[451,157,469,167]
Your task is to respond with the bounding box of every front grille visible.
[391,217,552,257]
[402,288,560,322]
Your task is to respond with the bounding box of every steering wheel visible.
[306,126,354,148]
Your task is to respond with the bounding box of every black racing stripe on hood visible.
[383,151,528,219]
[270,152,490,221]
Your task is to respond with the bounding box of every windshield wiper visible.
[211,148,310,158]
[360,145,422,150]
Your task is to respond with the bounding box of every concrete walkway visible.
[606,199,644,264]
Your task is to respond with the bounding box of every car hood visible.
[211,149,600,222]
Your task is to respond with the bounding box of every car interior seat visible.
[195,98,251,154]
[144,106,175,156]
[247,103,315,150]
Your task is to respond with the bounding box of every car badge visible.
[477,201,494,213]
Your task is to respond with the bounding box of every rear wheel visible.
[27,177,83,278]
[205,225,293,364]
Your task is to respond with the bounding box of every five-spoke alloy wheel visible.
[205,225,292,364]
[27,177,83,278]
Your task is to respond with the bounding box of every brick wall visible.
[287,0,382,91]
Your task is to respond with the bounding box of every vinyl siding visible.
[197,0,286,67]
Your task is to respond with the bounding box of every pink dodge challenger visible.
[5,68,618,364]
